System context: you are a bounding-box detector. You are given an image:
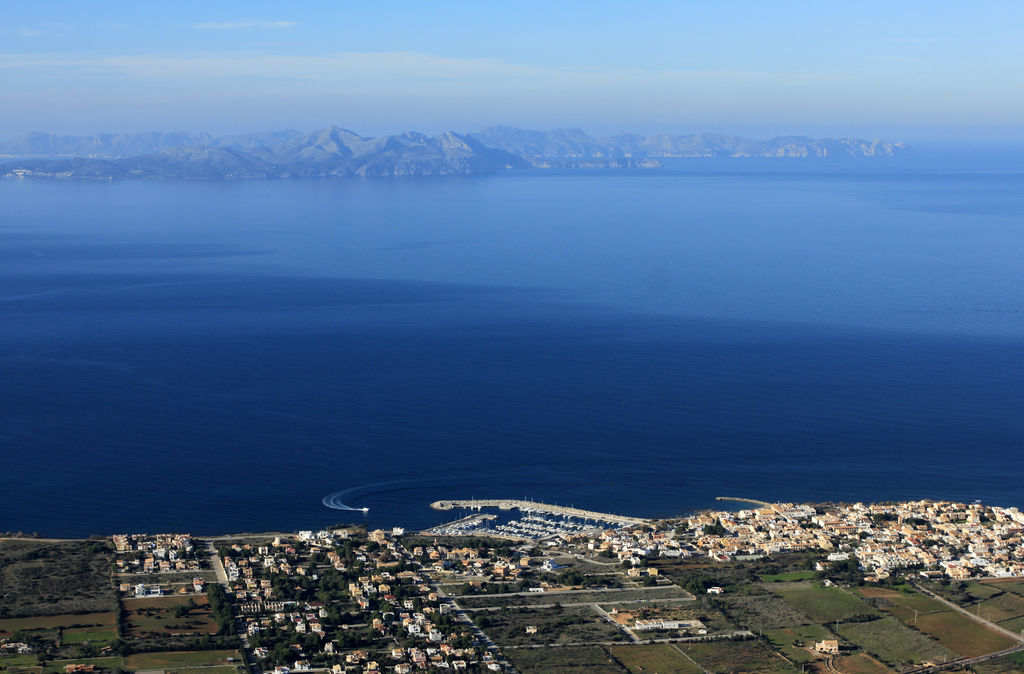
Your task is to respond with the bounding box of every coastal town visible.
[3,499,1024,674]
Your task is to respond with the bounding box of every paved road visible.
[205,541,229,586]
[460,596,696,611]
[450,584,689,600]
[503,631,755,649]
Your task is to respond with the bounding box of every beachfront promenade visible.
[430,498,647,526]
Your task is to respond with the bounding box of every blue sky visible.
[3,1,1023,140]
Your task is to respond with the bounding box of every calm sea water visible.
[3,155,1024,537]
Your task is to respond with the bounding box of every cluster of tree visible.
[206,585,234,635]
[703,520,728,537]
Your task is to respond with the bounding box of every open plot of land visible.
[722,593,812,630]
[858,587,902,599]
[837,617,956,669]
[976,591,1024,622]
[833,653,893,674]
[956,581,1005,601]
[123,595,218,637]
[678,640,794,673]
[882,591,947,616]
[477,605,628,646]
[981,580,1024,598]
[607,644,702,673]
[998,615,1024,633]
[772,582,878,623]
[0,541,115,618]
[123,649,240,670]
[0,612,115,634]
[505,645,624,673]
[909,609,1017,658]
[457,585,689,609]
[762,624,834,664]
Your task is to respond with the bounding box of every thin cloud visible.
[18,27,43,37]
[193,20,298,30]
[886,37,938,44]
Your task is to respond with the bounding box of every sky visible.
[3,1,1024,141]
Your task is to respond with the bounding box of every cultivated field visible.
[607,644,702,673]
[908,609,1016,658]
[505,645,624,673]
[678,640,794,673]
[456,585,689,609]
[476,605,628,646]
[836,616,956,669]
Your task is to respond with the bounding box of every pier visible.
[430,499,647,526]
[715,496,771,507]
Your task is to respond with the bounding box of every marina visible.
[426,499,647,540]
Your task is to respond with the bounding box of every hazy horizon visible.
[3,1,1024,142]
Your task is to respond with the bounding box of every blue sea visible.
[3,149,1024,537]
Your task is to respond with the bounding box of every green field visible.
[40,656,123,674]
[123,649,240,669]
[0,613,115,633]
[607,644,702,673]
[836,617,955,668]
[762,624,834,664]
[772,582,878,623]
[678,640,794,673]
[760,571,817,583]
[505,645,624,673]
[61,627,117,644]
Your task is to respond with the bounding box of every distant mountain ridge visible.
[0,126,909,179]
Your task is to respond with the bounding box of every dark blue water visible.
[3,160,1024,537]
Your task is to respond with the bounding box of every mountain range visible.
[0,126,910,179]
